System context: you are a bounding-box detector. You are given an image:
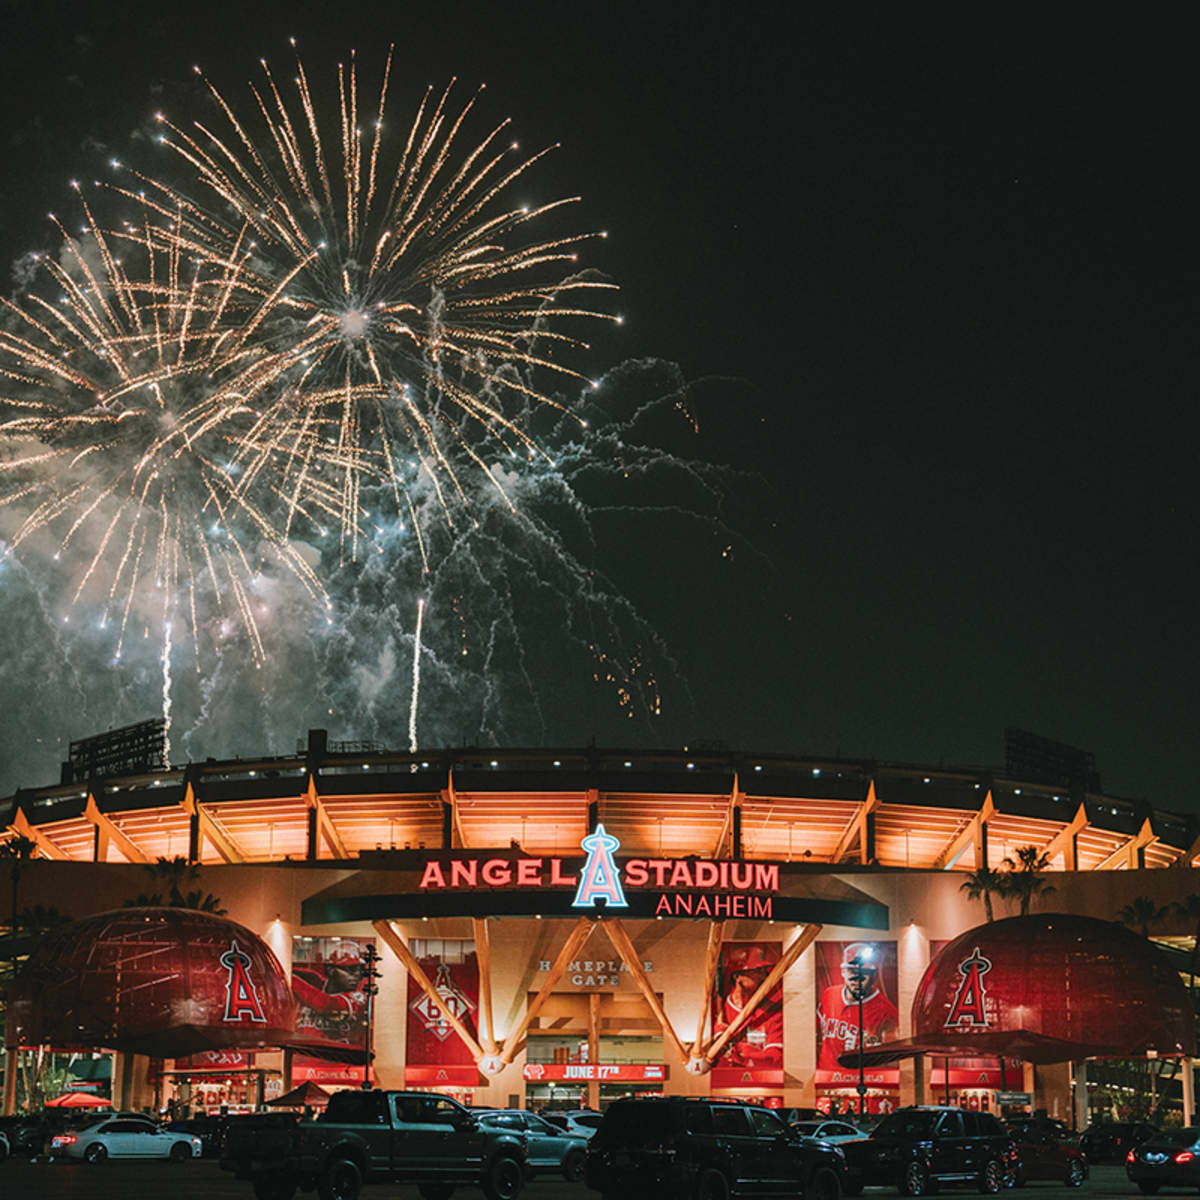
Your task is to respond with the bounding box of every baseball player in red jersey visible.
[817,942,898,1068]
[713,944,784,1066]
[292,941,368,1026]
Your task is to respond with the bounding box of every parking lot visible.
[0,1161,1153,1200]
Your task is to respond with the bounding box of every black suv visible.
[585,1097,846,1200]
[840,1107,1015,1196]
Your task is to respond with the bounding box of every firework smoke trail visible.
[408,596,425,752]
[161,617,173,762]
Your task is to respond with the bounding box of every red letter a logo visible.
[221,940,267,1023]
[945,946,991,1028]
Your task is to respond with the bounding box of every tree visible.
[1117,896,1169,939]
[1174,893,1200,1054]
[959,865,1007,922]
[123,855,226,914]
[1001,845,1057,916]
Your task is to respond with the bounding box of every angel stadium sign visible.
[299,827,890,929]
[419,824,779,917]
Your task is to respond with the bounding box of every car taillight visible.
[53,1134,77,1146]
[1175,1152,1195,1164]
[1127,1150,1136,1163]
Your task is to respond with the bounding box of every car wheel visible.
[1064,1160,1085,1188]
[563,1149,587,1183]
[978,1160,1003,1194]
[807,1166,843,1200]
[169,1142,192,1162]
[900,1161,929,1197]
[1137,1185,1160,1195]
[843,1185,864,1198]
[317,1158,362,1200]
[254,1179,299,1200]
[482,1154,524,1200]
[696,1169,730,1200]
[419,1187,456,1200]
[84,1142,108,1164]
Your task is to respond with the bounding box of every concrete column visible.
[1183,1057,1195,1126]
[2,1046,16,1114]
[900,1054,925,1106]
[116,1050,135,1109]
[1072,1060,1088,1132]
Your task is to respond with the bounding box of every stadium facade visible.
[3,731,1200,1123]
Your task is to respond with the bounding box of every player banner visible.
[291,935,373,1084]
[814,940,899,1111]
[405,937,481,1077]
[710,941,784,1078]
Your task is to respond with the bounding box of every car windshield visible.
[794,1122,821,1135]
[597,1103,676,1143]
[872,1112,939,1140]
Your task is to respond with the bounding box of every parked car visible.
[221,1089,528,1200]
[1081,1121,1156,1162]
[1004,1118,1087,1187]
[542,1110,604,1140]
[585,1096,846,1200]
[0,1128,9,1162]
[792,1119,866,1146]
[50,1117,201,1163]
[476,1109,588,1181]
[840,1106,1016,1196]
[1126,1127,1200,1194]
[166,1116,224,1157]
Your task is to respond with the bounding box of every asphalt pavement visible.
[0,1161,1149,1200]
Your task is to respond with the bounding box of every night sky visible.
[0,3,1196,809]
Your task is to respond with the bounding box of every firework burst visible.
[125,44,619,568]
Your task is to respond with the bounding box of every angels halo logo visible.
[572,824,628,909]
[945,946,992,1029]
[409,961,477,1040]
[220,939,267,1024]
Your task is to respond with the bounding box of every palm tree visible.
[1002,845,1057,916]
[123,855,224,913]
[1117,896,1169,939]
[959,865,1007,921]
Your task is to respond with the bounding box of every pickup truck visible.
[220,1089,529,1200]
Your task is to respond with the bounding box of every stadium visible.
[2,724,1199,1125]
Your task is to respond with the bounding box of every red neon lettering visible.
[668,860,694,888]
[718,861,729,889]
[752,896,772,918]
[550,859,578,887]
[517,858,543,886]
[655,893,672,915]
[624,859,648,886]
[754,863,779,891]
[450,860,477,887]
[420,862,446,889]
[694,894,712,917]
[675,894,693,915]
[695,861,718,887]
[730,863,753,889]
[714,895,730,917]
[732,895,746,917]
[481,859,512,886]
[648,859,670,886]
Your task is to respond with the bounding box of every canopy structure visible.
[44,1091,113,1108]
[840,914,1193,1070]
[269,1081,332,1108]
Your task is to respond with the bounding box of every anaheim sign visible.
[419,824,779,917]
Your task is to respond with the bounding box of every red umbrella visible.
[44,1091,113,1108]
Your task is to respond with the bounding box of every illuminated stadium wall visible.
[3,737,1199,1118]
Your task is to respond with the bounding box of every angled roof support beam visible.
[84,794,148,863]
[1093,818,1155,871]
[374,919,485,1062]
[1176,830,1200,869]
[703,922,821,1065]
[1038,803,1088,871]
[182,780,244,864]
[934,791,994,870]
[306,775,347,859]
[472,917,499,1056]
[713,776,743,859]
[830,781,880,864]
[692,921,726,1054]
[10,808,69,860]
[441,768,467,850]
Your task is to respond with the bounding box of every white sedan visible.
[51,1118,201,1163]
[791,1119,867,1144]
